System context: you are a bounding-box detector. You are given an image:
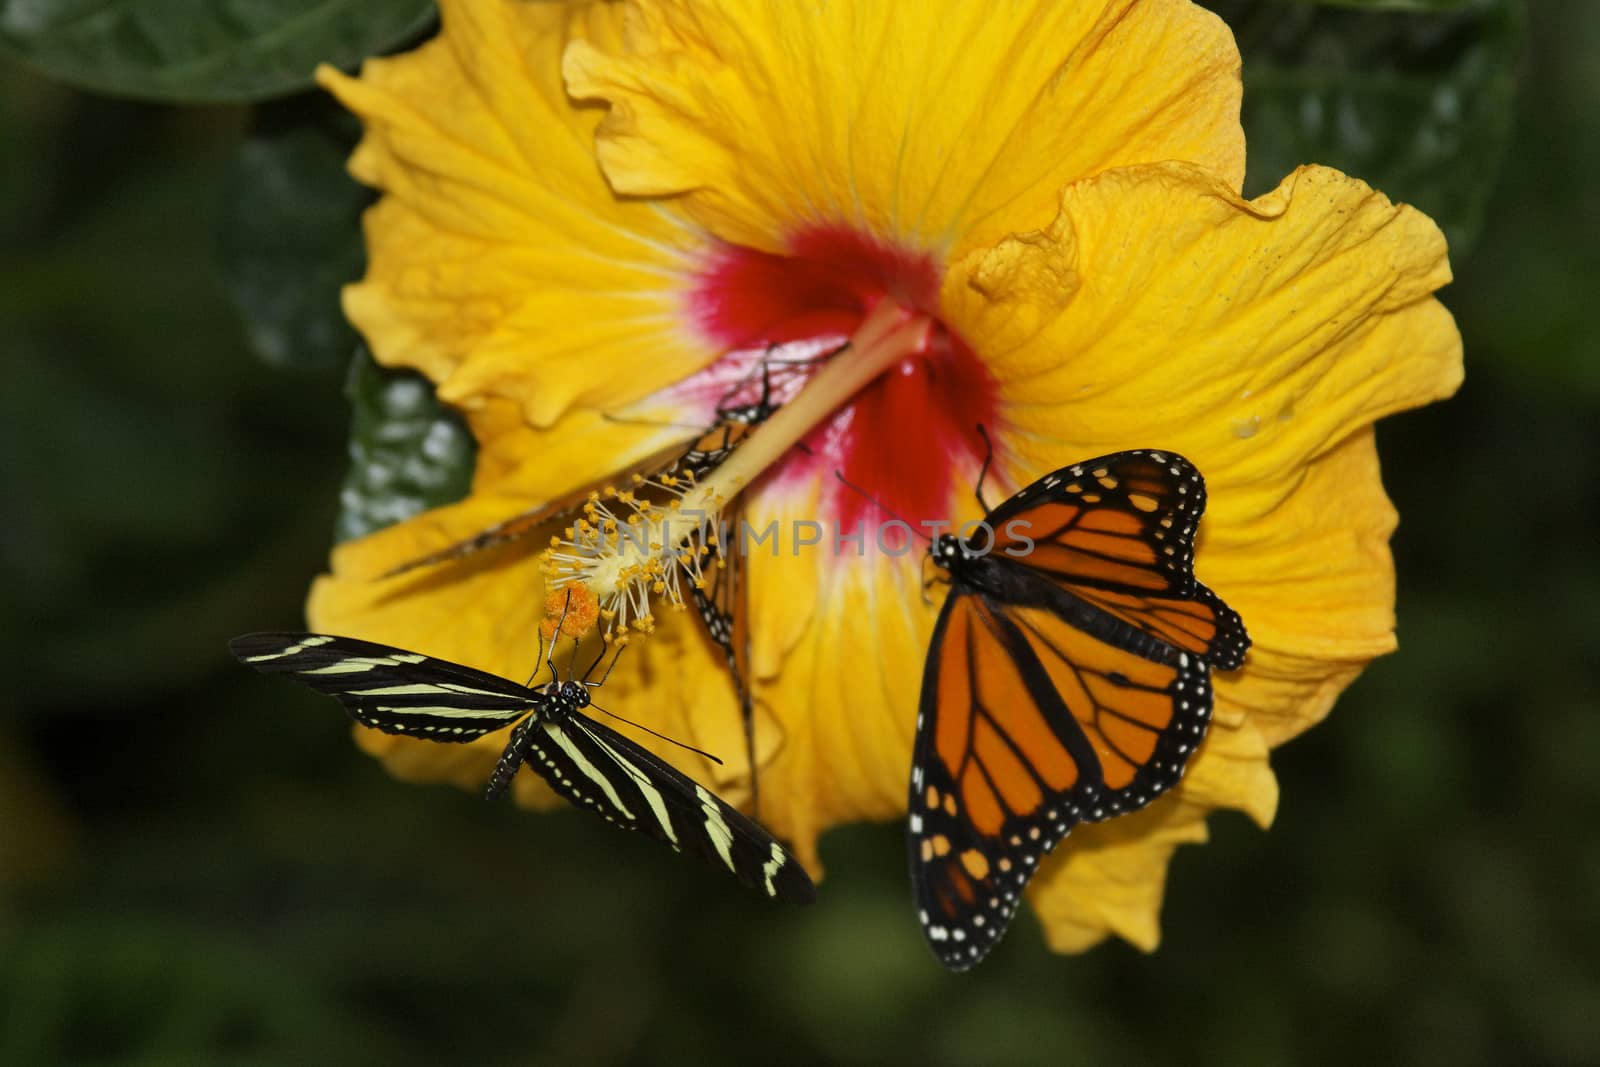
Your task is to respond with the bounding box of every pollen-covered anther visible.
[539,583,600,641]
[543,466,726,642]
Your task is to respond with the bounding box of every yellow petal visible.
[741,479,825,678]
[663,602,785,806]
[318,0,715,426]
[1173,715,1279,831]
[458,395,705,512]
[958,164,1460,491]
[565,0,1243,256]
[1029,805,1210,953]
[1203,431,1404,746]
[754,554,932,872]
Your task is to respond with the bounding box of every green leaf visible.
[217,95,367,373]
[1211,0,1521,255]
[0,0,436,103]
[336,348,475,543]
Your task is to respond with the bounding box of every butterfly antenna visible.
[525,627,546,689]
[974,423,995,513]
[544,588,573,681]
[711,342,778,421]
[754,344,850,376]
[832,470,931,543]
[756,351,775,412]
[717,340,851,420]
[589,704,724,766]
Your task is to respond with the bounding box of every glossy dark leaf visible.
[336,348,475,543]
[217,95,367,373]
[1211,0,1521,254]
[0,0,436,103]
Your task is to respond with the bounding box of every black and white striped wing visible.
[522,712,815,905]
[686,509,760,809]
[230,632,537,742]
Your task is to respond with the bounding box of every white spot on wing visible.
[303,653,426,675]
[761,842,787,897]
[695,785,738,874]
[241,635,334,662]
[544,724,635,823]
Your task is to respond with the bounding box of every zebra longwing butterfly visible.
[229,629,815,904]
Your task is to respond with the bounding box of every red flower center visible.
[690,227,998,533]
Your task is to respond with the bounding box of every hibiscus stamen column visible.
[547,301,931,635]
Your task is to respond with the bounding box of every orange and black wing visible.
[984,450,1248,670]
[909,592,1210,970]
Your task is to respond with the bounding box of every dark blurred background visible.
[2,1,1595,1063]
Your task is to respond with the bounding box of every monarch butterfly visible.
[229,618,816,904]
[911,445,1248,969]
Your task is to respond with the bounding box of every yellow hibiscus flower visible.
[310,0,1461,956]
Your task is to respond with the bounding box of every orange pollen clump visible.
[540,584,600,642]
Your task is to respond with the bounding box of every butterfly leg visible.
[918,553,947,606]
[524,623,548,689]
[756,352,775,412]
[586,642,626,687]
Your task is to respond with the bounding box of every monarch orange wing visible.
[984,450,1248,670]
[910,592,1210,970]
